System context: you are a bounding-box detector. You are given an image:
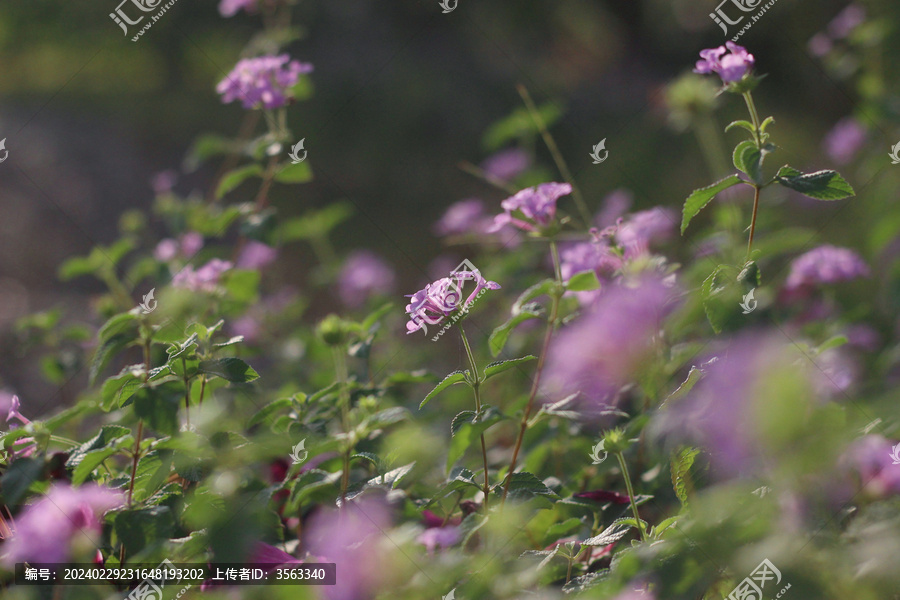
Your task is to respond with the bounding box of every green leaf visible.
[483,355,536,381]
[671,446,700,507]
[733,141,762,183]
[98,313,140,345]
[420,370,468,409]
[775,165,855,200]
[247,398,293,429]
[198,358,260,383]
[581,518,634,546]
[513,279,556,313]
[566,270,601,292]
[489,302,544,357]
[681,175,743,234]
[498,472,558,503]
[90,333,134,385]
[816,335,849,355]
[184,133,237,171]
[72,443,132,485]
[724,120,755,135]
[132,450,175,503]
[483,103,562,151]
[700,264,740,334]
[167,334,199,361]
[0,458,44,505]
[114,506,175,556]
[133,383,182,436]
[447,406,505,470]
[216,164,263,199]
[280,203,353,242]
[545,517,585,544]
[760,116,775,133]
[274,161,313,184]
[66,425,132,471]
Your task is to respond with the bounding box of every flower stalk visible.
[459,326,490,513]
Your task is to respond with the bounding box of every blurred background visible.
[1,0,898,410]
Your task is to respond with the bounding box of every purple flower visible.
[594,189,633,229]
[784,245,869,292]
[150,170,177,195]
[542,277,679,410]
[488,182,572,233]
[616,207,676,257]
[694,42,755,84]
[480,148,531,181]
[1,484,124,566]
[823,117,867,165]
[305,499,393,600]
[405,265,500,335]
[1,394,36,459]
[338,251,396,309]
[842,435,900,499]
[217,55,313,110]
[219,0,257,17]
[180,232,204,257]
[417,525,461,554]
[6,395,30,427]
[154,232,204,262]
[828,4,865,39]
[237,241,278,270]
[559,240,622,305]
[172,259,233,292]
[434,199,488,236]
[808,33,833,58]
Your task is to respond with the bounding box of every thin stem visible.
[501,241,563,505]
[459,326,490,513]
[254,155,280,210]
[747,185,761,256]
[182,358,191,429]
[517,84,591,227]
[742,91,762,146]
[615,451,647,542]
[198,376,207,408]
[333,347,352,505]
[458,161,519,195]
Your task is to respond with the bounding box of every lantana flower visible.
[338,251,396,308]
[2,393,36,459]
[405,267,500,334]
[488,182,572,233]
[784,244,869,292]
[217,55,313,110]
[219,0,257,18]
[694,42,755,84]
[172,258,233,292]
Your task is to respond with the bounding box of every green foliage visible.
[775,165,855,200]
[681,175,743,234]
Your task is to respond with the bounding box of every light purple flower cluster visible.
[823,117,867,165]
[616,207,676,257]
[2,483,124,565]
[172,258,233,292]
[2,393,36,459]
[405,267,500,334]
[542,277,678,411]
[842,435,900,499]
[219,0,256,18]
[434,199,489,237]
[488,182,572,233]
[784,245,869,292]
[217,55,313,110]
[154,232,204,262]
[236,240,278,270]
[338,251,396,309]
[694,42,755,84]
[480,148,531,182]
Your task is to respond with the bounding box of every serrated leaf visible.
[775,165,855,200]
[0,458,44,505]
[566,269,601,292]
[98,313,140,345]
[115,506,175,556]
[247,398,293,428]
[513,279,556,313]
[671,446,700,507]
[72,442,132,485]
[216,164,263,199]
[489,303,544,357]
[500,472,558,503]
[447,407,505,470]
[133,383,182,436]
[724,120,755,135]
[420,370,468,409]
[274,161,313,184]
[681,175,743,234]
[198,358,259,383]
[167,334,199,361]
[581,518,635,546]
[483,355,536,381]
[66,425,132,470]
[90,333,134,385]
[732,140,770,184]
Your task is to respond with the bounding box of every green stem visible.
[517,84,591,227]
[615,451,647,542]
[459,326,490,513]
[501,241,564,505]
[333,347,352,505]
[182,357,191,429]
[742,91,762,146]
[742,91,763,256]
[747,185,761,256]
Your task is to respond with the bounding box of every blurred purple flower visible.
[481,148,531,181]
[405,266,500,335]
[154,232,204,262]
[417,525,460,554]
[842,435,900,499]
[305,499,393,600]
[6,395,30,427]
[434,199,488,236]
[180,232,204,257]
[338,251,396,309]
[150,170,177,195]
[573,490,631,505]
[784,245,869,292]
[828,4,866,39]
[237,241,278,270]
[823,117,867,164]
[594,189,633,229]
[154,239,179,262]
[219,0,257,17]
[172,259,233,292]
[1,484,124,566]
[616,208,676,257]
[845,324,879,352]
[815,348,858,399]
[559,240,622,306]
[488,182,572,233]
[217,55,313,110]
[694,42,755,84]
[1,394,36,459]
[542,277,679,409]
[808,33,833,58]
